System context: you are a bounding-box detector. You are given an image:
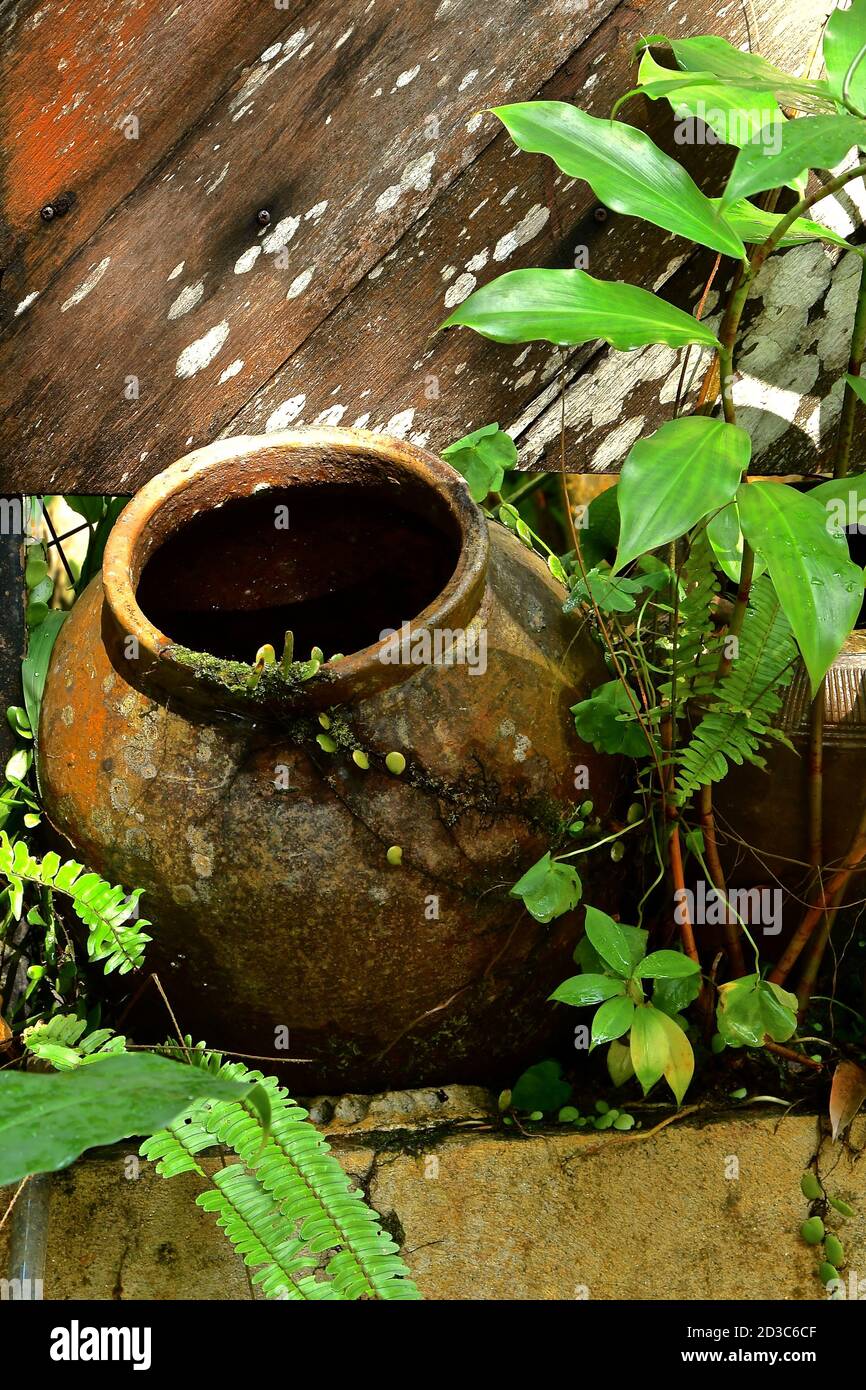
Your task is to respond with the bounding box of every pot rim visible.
[101,427,489,715]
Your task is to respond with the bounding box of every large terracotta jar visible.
[39,430,619,1090]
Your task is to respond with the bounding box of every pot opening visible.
[135,479,463,664]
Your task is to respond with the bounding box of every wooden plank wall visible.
[0,0,854,493]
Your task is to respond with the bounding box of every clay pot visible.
[39,429,619,1090]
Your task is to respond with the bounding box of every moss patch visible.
[168,642,335,707]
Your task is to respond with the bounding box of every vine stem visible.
[762,1041,822,1071]
[660,714,700,967]
[807,693,824,870]
[699,783,745,976]
[700,162,866,977]
[832,254,866,479]
[795,878,847,1018]
[769,801,866,988]
[802,176,866,944]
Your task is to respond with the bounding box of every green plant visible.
[142,1042,419,1301]
[798,1166,857,1292]
[439,12,866,1100]
[550,907,702,1103]
[0,497,420,1303]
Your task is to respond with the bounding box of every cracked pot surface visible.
[38,428,619,1089]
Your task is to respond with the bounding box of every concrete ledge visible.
[3,1088,865,1300]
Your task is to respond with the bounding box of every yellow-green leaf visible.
[629,1003,670,1094]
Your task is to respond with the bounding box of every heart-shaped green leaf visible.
[442,423,517,502]
[441,268,720,351]
[511,1059,572,1112]
[716,973,798,1049]
[510,852,582,923]
[737,482,863,695]
[615,417,750,572]
[571,680,652,758]
[492,101,745,259]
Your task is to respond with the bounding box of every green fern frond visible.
[675,576,798,804]
[657,530,722,709]
[198,1165,335,1300]
[22,1012,126,1070]
[0,832,150,973]
[142,1052,421,1301]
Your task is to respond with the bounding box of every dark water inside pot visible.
[136,484,460,663]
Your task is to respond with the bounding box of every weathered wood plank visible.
[0,0,296,320]
[520,201,866,476]
[0,0,623,492]
[227,0,831,472]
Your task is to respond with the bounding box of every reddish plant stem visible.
[668,820,699,965]
[763,1040,823,1071]
[807,688,824,870]
[769,803,866,987]
[704,166,866,989]
[699,783,745,977]
[661,715,701,970]
[795,879,847,1018]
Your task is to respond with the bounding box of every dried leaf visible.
[829,1060,866,1141]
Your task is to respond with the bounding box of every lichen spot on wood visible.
[175,322,230,379]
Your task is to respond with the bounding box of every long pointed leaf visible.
[441,268,720,350]
[492,101,745,259]
[719,197,857,253]
[0,1054,256,1185]
[648,34,835,113]
[722,114,866,209]
[737,482,863,695]
[824,0,866,117]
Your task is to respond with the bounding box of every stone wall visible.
[3,1088,864,1300]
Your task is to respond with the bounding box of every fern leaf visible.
[657,530,722,710]
[198,1165,333,1301]
[22,1013,127,1070]
[142,1052,421,1300]
[0,832,151,974]
[675,577,798,804]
